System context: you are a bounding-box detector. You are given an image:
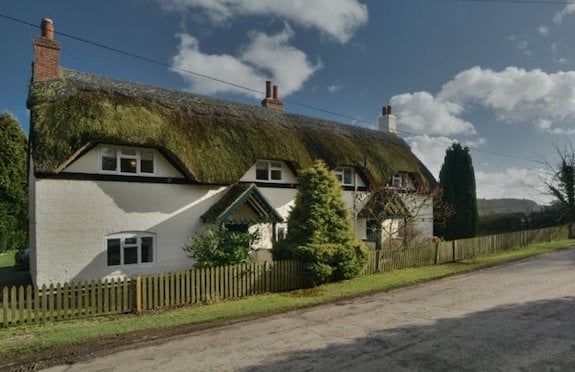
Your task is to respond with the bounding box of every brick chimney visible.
[261,80,284,111]
[378,105,396,134]
[33,18,61,82]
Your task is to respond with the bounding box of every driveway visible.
[45,248,575,371]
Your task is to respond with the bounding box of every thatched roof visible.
[27,69,435,188]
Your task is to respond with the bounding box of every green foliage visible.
[283,160,355,246]
[436,143,478,240]
[272,160,367,286]
[293,243,368,287]
[0,113,28,252]
[183,225,258,268]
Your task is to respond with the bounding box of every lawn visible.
[0,240,573,368]
[0,250,15,268]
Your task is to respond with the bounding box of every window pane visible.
[101,148,117,171]
[343,169,353,185]
[141,237,154,263]
[124,246,138,265]
[121,148,137,156]
[140,151,154,173]
[121,158,137,173]
[271,161,282,169]
[124,237,137,245]
[107,239,121,266]
[271,169,282,180]
[256,161,269,180]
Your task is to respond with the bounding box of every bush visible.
[294,242,368,287]
[183,225,259,268]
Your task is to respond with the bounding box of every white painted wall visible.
[34,178,226,285]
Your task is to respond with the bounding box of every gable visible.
[202,183,283,225]
[239,160,298,184]
[61,144,185,178]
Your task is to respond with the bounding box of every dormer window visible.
[101,147,155,175]
[390,172,415,190]
[335,167,354,186]
[256,160,282,181]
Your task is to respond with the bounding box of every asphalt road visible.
[45,249,575,371]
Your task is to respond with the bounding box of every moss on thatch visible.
[28,69,435,187]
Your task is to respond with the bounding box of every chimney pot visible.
[273,85,279,100]
[387,105,392,115]
[41,18,54,40]
[265,80,272,98]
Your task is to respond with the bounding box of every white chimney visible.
[378,105,396,134]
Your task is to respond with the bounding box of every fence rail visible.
[1,225,570,327]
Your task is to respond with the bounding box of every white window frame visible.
[100,146,156,176]
[335,167,354,186]
[255,160,283,182]
[391,172,414,190]
[106,232,155,267]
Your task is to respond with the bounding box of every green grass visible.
[0,240,573,365]
[0,250,16,268]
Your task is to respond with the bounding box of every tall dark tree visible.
[435,143,478,240]
[0,113,28,251]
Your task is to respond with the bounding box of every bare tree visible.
[542,142,575,238]
[354,177,453,250]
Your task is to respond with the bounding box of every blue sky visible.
[2,0,575,204]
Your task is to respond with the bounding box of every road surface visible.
[45,249,575,371]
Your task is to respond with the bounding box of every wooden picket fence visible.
[1,260,302,328]
[1,224,570,327]
[362,224,569,275]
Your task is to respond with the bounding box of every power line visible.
[0,13,547,165]
[459,0,574,4]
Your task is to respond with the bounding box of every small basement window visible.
[256,160,283,181]
[106,232,155,267]
[100,147,155,175]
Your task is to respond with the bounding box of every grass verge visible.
[0,250,16,268]
[0,240,572,366]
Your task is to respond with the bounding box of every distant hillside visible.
[477,199,542,217]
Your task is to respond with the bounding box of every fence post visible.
[452,240,457,262]
[136,276,142,313]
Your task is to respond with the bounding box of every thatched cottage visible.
[28,19,435,286]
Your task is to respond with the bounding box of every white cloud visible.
[390,92,476,136]
[171,26,320,97]
[537,25,549,35]
[161,0,368,43]
[405,135,454,178]
[327,84,344,93]
[553,2,575,24]
[438,66,575,124]
[475,168,549,203]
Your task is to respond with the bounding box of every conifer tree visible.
[273,160,367,286]
[0,113,28,251]
[436,143,478,240]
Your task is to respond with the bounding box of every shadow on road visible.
[242,297,575,371]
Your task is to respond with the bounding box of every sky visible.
[2,0,575,205]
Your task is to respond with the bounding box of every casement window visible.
[106,232,155,267]
[366,219,379,242]
[335,167,354,186]
[276,225,287,241]
[101,147,155,175]
[391,172,414,190]
[256,160,283,181]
